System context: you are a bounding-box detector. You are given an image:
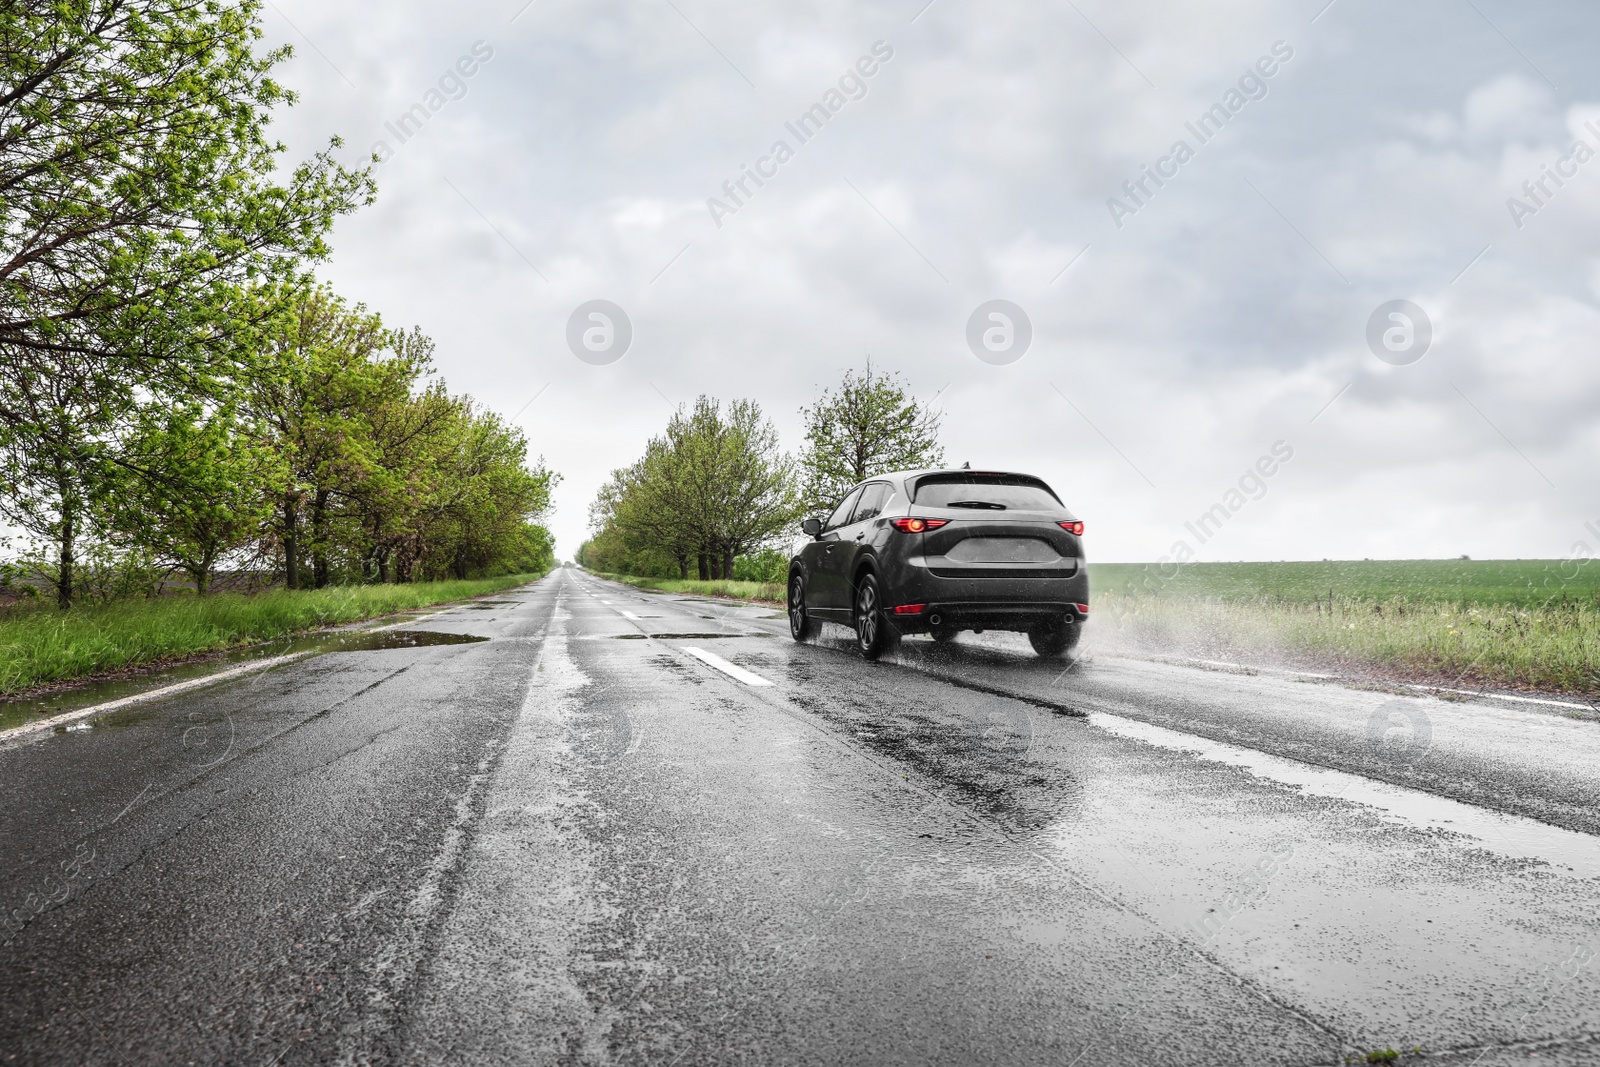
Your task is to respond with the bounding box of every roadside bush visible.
[733,548,787,583]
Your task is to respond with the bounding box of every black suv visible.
[787,469,1089,659]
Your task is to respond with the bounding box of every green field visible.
[589,573,784,604]
[1090,560,1600,695]
[0,573,545,697]
[1089,559,1600,607]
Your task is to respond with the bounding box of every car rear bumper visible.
[896,602,1087,634]
[884,565,1090,634]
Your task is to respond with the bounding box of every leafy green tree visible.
[109,403,281,594]
[602,405,720,578]
[341,329,459,583]
[408,405,557,581]
[588,397,797,580]
[504,522,557,575]
[574,530,656,577]
[0,370,109,608]
[351,378,457,583]
[798,362,945,513]
[591,429,707,579]
[242,286,556,588]
[244,286,398,588]
[697,398,800,578]
[0,0,372,606]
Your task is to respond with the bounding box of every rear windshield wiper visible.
[946,500,1006,509]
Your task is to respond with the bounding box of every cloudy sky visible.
[259,0,1600,563]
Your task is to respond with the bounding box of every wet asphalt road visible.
[2,568,1599,1066]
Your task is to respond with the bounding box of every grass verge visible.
[1090,561,1600,695]
[1096,592,1600,693]
[1092,559,1600,607]
[589,572,784,604]
[0,572,546,697]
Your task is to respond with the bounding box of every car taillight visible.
[1076,603,1090,615]
[893,603,926,615]
[1059,520,1084,535]
[890,517,950,533]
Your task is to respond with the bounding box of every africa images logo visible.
[966,300,1032,365]
[1155,441,1294,579]
[372,41,495,163]
[705,41,895,228]
[1366,300,1432,365]
[1106,40,1294,229]
[1505,121,1600,230]
[566,300,633,365]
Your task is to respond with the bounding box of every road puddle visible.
[608,633,768,640]
[329,630,488,651]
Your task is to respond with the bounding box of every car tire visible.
[1028,622,1081,658]
[788,573,813,642]
[853,572,894,660]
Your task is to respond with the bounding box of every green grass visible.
[589,572,784,604]
[1090,559,1600,607]
[1090,561,1600,694]
[0,573,546,697]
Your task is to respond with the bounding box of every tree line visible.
[580,364,943,580]
[0,1,555,608]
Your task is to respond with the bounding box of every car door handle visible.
[853,532,865,541]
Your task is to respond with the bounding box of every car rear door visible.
[832,481,893,608]
[811,486,863,612]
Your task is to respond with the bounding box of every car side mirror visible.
[801,516,822,538]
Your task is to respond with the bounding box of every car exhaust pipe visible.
[928,613,942,627]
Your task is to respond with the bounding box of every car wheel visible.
[1028,622,1081,658]
[853,573,894,660]
[788,573,813,642]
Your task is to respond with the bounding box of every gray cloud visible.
[258,0,1600,560]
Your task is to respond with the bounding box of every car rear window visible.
[912,473,1062,511]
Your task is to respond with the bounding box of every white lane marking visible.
[1087,711,1600,879]
[683,647,772,687]
[1406,684,1592,711]
[0,653,311,745]
[620,611,641,620]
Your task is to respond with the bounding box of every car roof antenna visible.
[961,461,970,469]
